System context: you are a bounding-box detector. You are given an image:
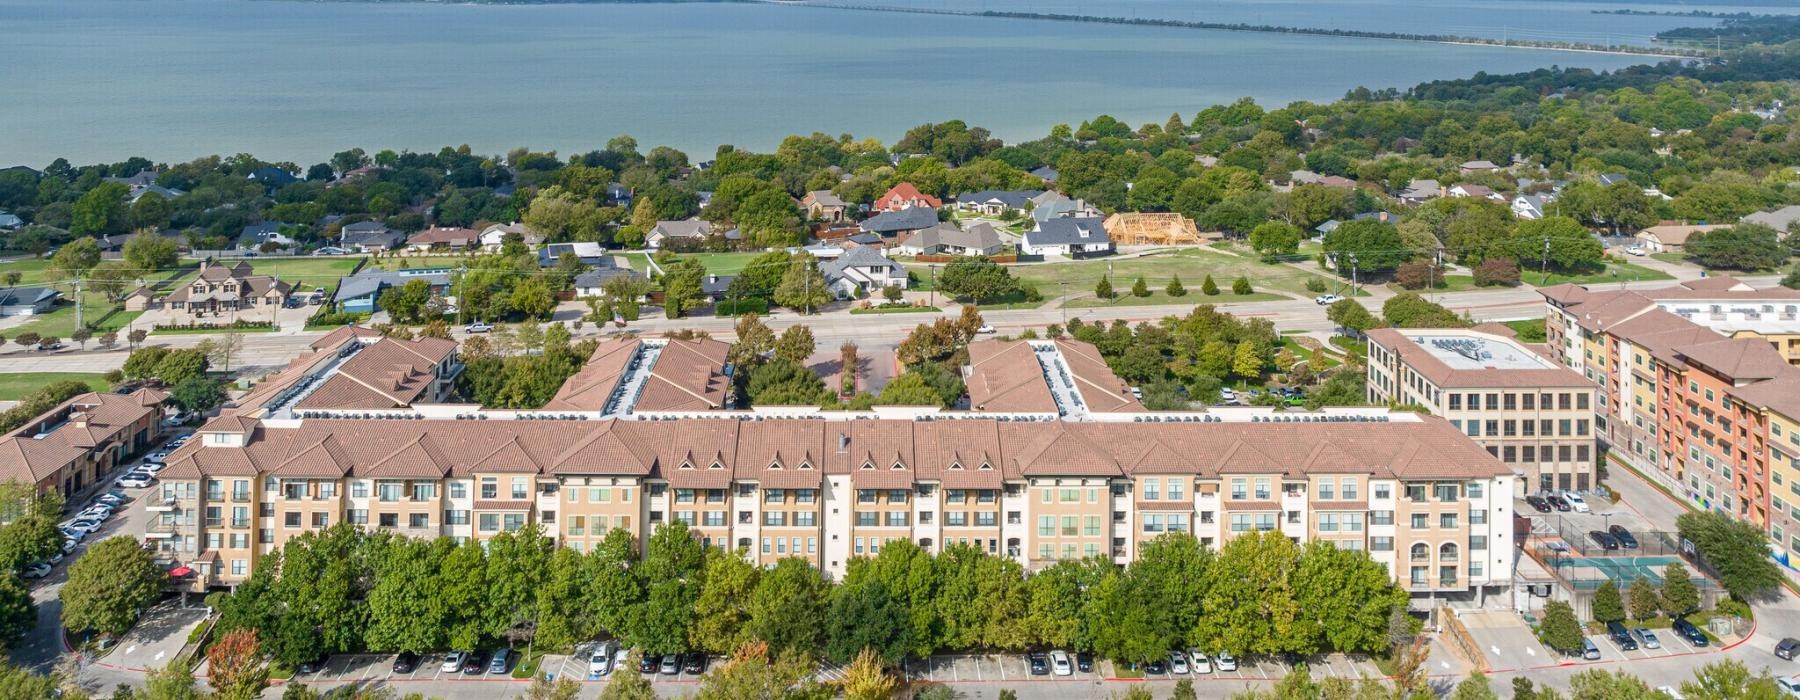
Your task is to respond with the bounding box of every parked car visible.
[1609,525,1640,549]
[611,648,629,677]
[636,652,658,674]
[22,562,52,579]
[588,642,616,677]
[1626,246,1646,256]
[975,324,996,334]
[441,651,467,674]
[1546,494,1571,511]
[1027,652,1048,676]
[1189,649,1212,674]
[298,655,328,674]
[1607,621,1638,651]
[1314,294,1343,305]
[392,652,419,674]
[1581,637,1602,660]
[487,649,512,675]
[1215,651,1238,672]
[461,651,488,675]
[1587,530,1620,551]
[1167,650,1190,674]
[1076,651,1094,673]
[1778,675,1800,698]
[1776,637,1799,661]
[682,652,707,674]
[658,654,680,675]
[1144,658,1167,674]
[1562,490,1591,513]
[1634,627,1661,650]
[47,550,63,565]
[1050,650,1072,676]
[58,526,86,543]
[59,537,77,554]
[1673,618,1709,647]
[116,473,154,489]
[1525,495,1551,512]
[465,322,493,333]
[145,451,169,464]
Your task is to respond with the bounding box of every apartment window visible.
[312,512,329,527]
[1142,480,1159,500]
[946,489,967,504]
[1254,478,1271,500]
[449,482,466,499]
[1439,513,1458,529]
[1143,514,1165,533]
[1371,510,1394,526]
[1449,394,1461,410]
[412,483,435,501]
[1230,478,1247,500]
[480,478,497,499]
[1230,514,1251,532]
[346,509,367,525]
[1371,536,1394,552]
[1405,484,1427,502]
[318,482,336,499]
[976,512,996,527]
[1343,480,1359,500]
[703,512,725,527]
[512,478,529,499]
[568,516,586,536]
[377,481,402,502]
[675,511,697,526]
[1486,393,1499,410]
[1374,484,1391,500]
[1470,535,1488,550]
[795,489,816,504]
[675,489,696,504]
[1256,514,1276,531]
[1504,393,1516,410]
[1435,483,1459,502]
[1411,513,1428,529]
[946,512,967,527]
[1085,515,1102,536]
[860,490,878,504]
[1059,488,1078,503]
[378,513,398,528]
[761,538,772,555]
[1167,478,1185,500]
[1471,509,1487,525]
[1061,516,1078,537]
[1318,513,1339,532]
[1522,446,1537,463]
[232,560,248,576]
[1522,393,1535,410]
[479,514,499,532]
[885,512,909,527]
[445,510,469,525]
[1318,478,1335,500]
[1038,516,1055,537]
[706,489,725,504]
[1344,513,1364,532]
[763,511,788,527]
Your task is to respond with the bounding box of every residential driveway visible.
[1460,609,1557,672]
[96,602,207,673]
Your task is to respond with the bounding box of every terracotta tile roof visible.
[1673,338,1792,382]
[965,340,1055,413]
[0,392,165,484]
[832,420,918,489]
[1055,339,1146,413]
[1727,373,1800,419]
[542,337,641,411]
[634,338,732,412]
[735,420,823,489]
[1637,224,1725,247]
[295,337,454,410]
[912,421,1003,488]
[310,325,383,352]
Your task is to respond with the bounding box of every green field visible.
[183,257,367,292]
[1065,289,1286,308]
[0,372,111,400]
[1386,274,1482,293]
[909,248,1340,304]
[0,257,187,337]
[626,252,769,277]
[1528,261,1673,287]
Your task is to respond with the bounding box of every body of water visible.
[0,0,1745,166]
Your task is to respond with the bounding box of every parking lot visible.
[1460,608,1723,674]
[1516,492,1668,555]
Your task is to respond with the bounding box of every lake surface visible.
[0,0,1775,166]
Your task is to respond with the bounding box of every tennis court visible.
[1541,553,1713,590]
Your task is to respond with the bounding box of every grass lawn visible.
[151,324,279,336]
[1527,261,1672,287]
[1066,290,1285,309]
[911,248,1340,302]
[0,372,111,400]
[626,251,768,276]
[1330,335,1368,359]
[1504,318,1548,342]
[1387,275,1481,293]
[850,305,943,315]
[1651,252,1689,265]
[191,257,367,292]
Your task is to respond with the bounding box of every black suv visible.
[1027,652,1049,676]
[1606,621,1637,651]
[1608,525,1639,549]
[1672,618,1709,647]
[1546,494,1571,511]
[1587,530,1620,550]
[1525,495,1551,512]
[392,652,419,674]
[682,652,708,675]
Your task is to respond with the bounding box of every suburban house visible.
[1103,213,1210,246]
[341,221,405,252]
[127,183,184,204]
[1744,205,1800,234]
[164,260,292,315]
[1597,173,1631,187]
[953,190,1044,216]
[646,218,714,249]
[1634,224,1725,253]
[1458,160,1501,174]
[858,206,939,240]
[246,166,299,192]
[1030,166,1058,184]
[1288,171,1358,190]
[480,222,541,251]
[239,222,297,252]
[0,286,60,316]
[872,183,941,213]
[1512,194,1551,220]
[0,210,22,230]
[1397,179,1441,204]
[538,241,612,267]
[0,389,168,496]
[1022,217,1112,257]
[820,246,907,299]
[1448,183,1504,201]
[405,227,478,252]
[802,191,850,223]
[893,221,1003,257]
[574,266,645,299]
[1031,195,1101,224]
[334,267,454,314]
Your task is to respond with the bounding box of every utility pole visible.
[928,264,937,307]
[1350,254,1359,298]
[1060,281,1069,326]
[1540,237,1552,285]
[73,277,83,330]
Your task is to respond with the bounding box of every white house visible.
[820,246,907,299]
[1022,217,1112,257]
[480,222,539,251]
[893,222,1003,257]
[646,218,713,249]
[1511,194,1550,220]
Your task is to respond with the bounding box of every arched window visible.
[1410,543,1429,560]
[1439,542,1459,559]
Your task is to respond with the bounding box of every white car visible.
[1189,649,1212,674]
[976,324,996,334]
[1315,294,1343,305]
[117,473,155,489]
[1215,651,1238,672]
[144,451,169,464]
[1773,676,1797,699]
[141,462,167,475]
[1049,649,1072,676]
[1167,650,1189,674]
[22,563,52,579]
[96,493,126,507]
[588,642,616,677]
[1626,246,1647,257]
[60,538,77,554]
[47,550,64,565]
[441,651,467,674]
[1562,490,1591,513]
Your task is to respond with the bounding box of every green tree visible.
[1231,276,1252,295]
[48,236,102,282]
[379,278,436,323]
[634,522,704,655]
[1511,216,1604,273]
[1592,580,1625,623]
[600,651,658,700]
[1291,541,1408,655]
[1677,511,1782,601]
[60,536,166,636]
[1661,562,1701,616]
[1537,600,1584,654]
[1201,275,1219,295]
[773,253,829,314]
[1248,221,1302,258]
[0,574,34,650]
[1231,340,1262,381]
[122,231,180,272]
[1680,659,1783,700]
[748,557,830,654]
[659,256,708,319]
[1094,276,1114,300]
[774,325,816,364]
[1131,276,1150,297]
[364,537,451,653]
[874,371,949,406]
[69,182,129,236]
[1326,298,1379,333]
[1165,276,1187,297]
[1627,577,1660,621]
[690,549,758,654]
[1449,670,1499,700]
[1322,219,1409,274]
[129,192,171,232]
[1568,668,1655,698]
[168,375,227,413]
[142,660,203,700]
[745,358,827,406]
[534,546,594,652]
[1685,224,1790,271]
[1195,531,1299,656]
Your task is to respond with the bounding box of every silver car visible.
[1634,627,1661,650]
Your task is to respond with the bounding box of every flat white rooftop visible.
[1404,332,1555,371]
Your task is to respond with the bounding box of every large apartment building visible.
[1537,277,1800,569]
[147,333,1518,603]
[1366,326,1597,493]
[0,389,168,496]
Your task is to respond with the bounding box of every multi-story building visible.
[1537,277,1800,571]
[150,335,1518,603]
[1367,327,1597,493]
[0,389,168,496]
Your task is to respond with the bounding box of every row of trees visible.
[207,522,1407,672]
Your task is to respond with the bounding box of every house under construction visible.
[1102,213,1213,245]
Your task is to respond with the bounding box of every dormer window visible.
[798,460,813,471]
[709,460,724,470]
[978,462,993,471]
[860,460,875,471]
[679,460,694,470]
[890,460,906,471]
[947,461,963,471]
[767,460,783,471]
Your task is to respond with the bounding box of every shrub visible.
[1473,258,1521,287]
[1304,276,1328,293]
[1131,276,1150,297]
[715,298,770,317]
[1231,276,1252,295]
[1395,261,1432,290]
[1166,276,1187,297]
[1201,275,1219,295]
[1095,277,1114,299]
